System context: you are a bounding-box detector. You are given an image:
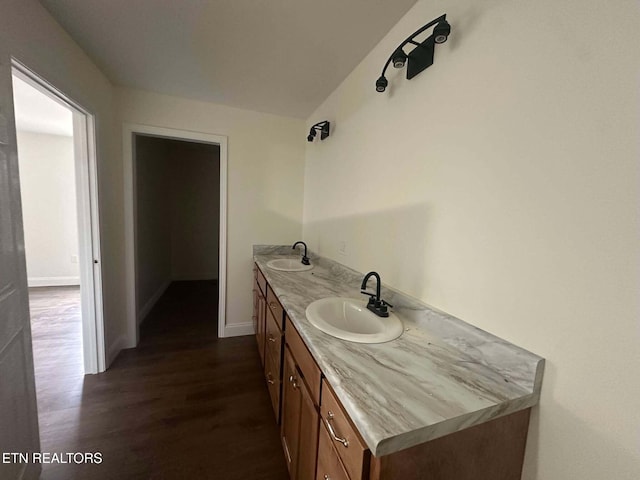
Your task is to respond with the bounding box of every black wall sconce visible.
[376,14,451,92]
[307,121,331,142]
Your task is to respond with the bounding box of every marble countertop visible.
[253,246,544,457]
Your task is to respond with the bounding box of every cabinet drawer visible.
[256,265,267,296]
[321,379,369,480]
[317,421,350,480]
[265,305,283,372]
[265,350,281,423]
[266,285,285,329]
[286,316,322,406]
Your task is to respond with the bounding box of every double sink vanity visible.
[252,245,544,480]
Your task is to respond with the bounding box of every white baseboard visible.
[172,273,218,281]
[138,279,171,326]
[222,322,255,337]
[28,276,80,287]
[106,334,126,368]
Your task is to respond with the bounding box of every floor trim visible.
[223,322,254,337]
[28,276,80,287]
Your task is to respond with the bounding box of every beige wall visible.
[135,135,172,312]
[169,141,220,281]
[303,0,640,478]
[17,131,80,286]
[0,0,125,359]
[118,87,306,330]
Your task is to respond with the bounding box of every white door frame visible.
[123,123,228,347]
[12,60,106,374]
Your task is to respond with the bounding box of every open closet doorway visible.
[123,125,228,348]
[11,62,105,387]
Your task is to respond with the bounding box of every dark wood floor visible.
[31,281,288,480]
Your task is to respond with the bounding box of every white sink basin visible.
[267,258,314,272]
[305,297,403,344]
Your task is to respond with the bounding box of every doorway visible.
[11,61,105,376]
[123,125,228,347]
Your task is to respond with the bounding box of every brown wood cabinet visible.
[320,380,369,480]
[264,286,285,423]
[265,303,283,363]
[255,265,284,421]
[368,408,531,480]
[266,285,285,329]
[254,263,532,480]
[281,348,302,474]
[265,344,282,420]
[281,320,321,480]
[253,268,267,366]
[316,418,350,480]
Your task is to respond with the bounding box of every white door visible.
[0,52,41,480]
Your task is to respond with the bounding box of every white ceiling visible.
[39,0,418,119]
[12,75,73,137]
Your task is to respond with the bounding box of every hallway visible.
[35,281,287,479]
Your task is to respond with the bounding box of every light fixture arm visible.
[307,120,331,142]
[379,14,446,79]
[375,14,450,92]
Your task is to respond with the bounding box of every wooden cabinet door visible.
[252,285,259,339]
[321,379,369,480]
[264,305,283,368]
[281,346,320,480]
[281,347,302,477]
[265,348,282,422]
[316,423,350,480]
[256,292,266,366]
[297,374,320,480]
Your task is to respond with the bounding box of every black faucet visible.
[292,241,310,265]
[360,271,393,317]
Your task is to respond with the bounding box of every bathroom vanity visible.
[252,246,544,480]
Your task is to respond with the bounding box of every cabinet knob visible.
[267,373,275,385]
[268,334,276,343]
[324,475,330,480]
[289,375,299,389]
